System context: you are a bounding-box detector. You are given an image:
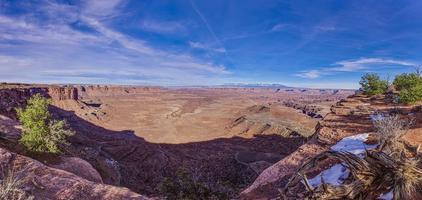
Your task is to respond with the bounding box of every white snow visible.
[306,133,378,188]
[331,133,377,156]
[378,190,393,200]
[307,164,349,187]
[370,113,385,121]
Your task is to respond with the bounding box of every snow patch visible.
[370,113,385,121]
[307,164,349,187]
[306,133,378,188]
[378,190,393,200]
[331,133,377,155]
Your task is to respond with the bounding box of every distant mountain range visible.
[218,83,290,88]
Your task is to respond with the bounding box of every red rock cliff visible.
[0,86,78,119]
[48,86,78,100]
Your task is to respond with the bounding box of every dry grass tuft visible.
[372,114,413,154]
[0,168,34,200]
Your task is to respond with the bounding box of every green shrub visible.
[359,73,388,96]
[393,73,422,104]
[16,94,74,153]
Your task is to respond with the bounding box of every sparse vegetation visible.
[160,168,221,200]
[359,73,388,96]
[16,94,74,153]
[0,168,34,200]
[393,73,422,104]
[159,165,246,200]
[373,114,413,153]
[358,71,422,104]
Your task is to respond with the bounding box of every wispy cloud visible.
[296,58,418,79]
[189,41,226,53]
[271,23,287,32]
[82,0,127,18]
[295,70,325,79]
[0,0,230,85]
[140,19,186,34]
[189,0,227,54]
[315,25,336,32]
[332,58,416,72]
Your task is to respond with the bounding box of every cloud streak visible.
[140,19,186,34]
[296,58,418,79]
[189,41,226,53]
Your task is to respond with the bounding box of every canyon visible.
[8,83,413,199]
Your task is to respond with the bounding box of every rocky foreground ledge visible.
[240,95,422,199]
[0,147,151,200]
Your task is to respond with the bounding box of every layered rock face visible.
[0,87,48,119]
[48,86,79,100]
[77,85,162,98]
[0,86,78,119]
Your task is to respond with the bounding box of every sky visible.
[1,0,422,89]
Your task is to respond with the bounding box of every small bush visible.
[393,73,422,104]
[372,114,413,153]
[160,168,214,200]
[359,73,388,96]
[159,167,234,200]
[16,94,74,153]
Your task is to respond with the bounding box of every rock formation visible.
[0,147,151,200]
[240,95,422,199]
[48,86,79,101]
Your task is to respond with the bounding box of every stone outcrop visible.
[51,157,103,183]
[240,96,379,199]
[283,101,324,118]
[0,147,151,200]
[48,86,79,101]
[77,85,162,98]
[0,86,79,119]
[0,87,49,119]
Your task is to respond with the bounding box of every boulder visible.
[51,157,103,183]
[0,147,152,200]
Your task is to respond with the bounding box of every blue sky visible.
[1,0,421,89]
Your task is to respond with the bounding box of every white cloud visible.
[140,19,186,34]
[315,25,336,32]
[82,0,127,17]
[296,58,418,79]
[80,16,158,56]
[271,23,286,32]
[0,1,230,85]
[295,70,323,79]
[189,41,226,53]
[332,58,416,72]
